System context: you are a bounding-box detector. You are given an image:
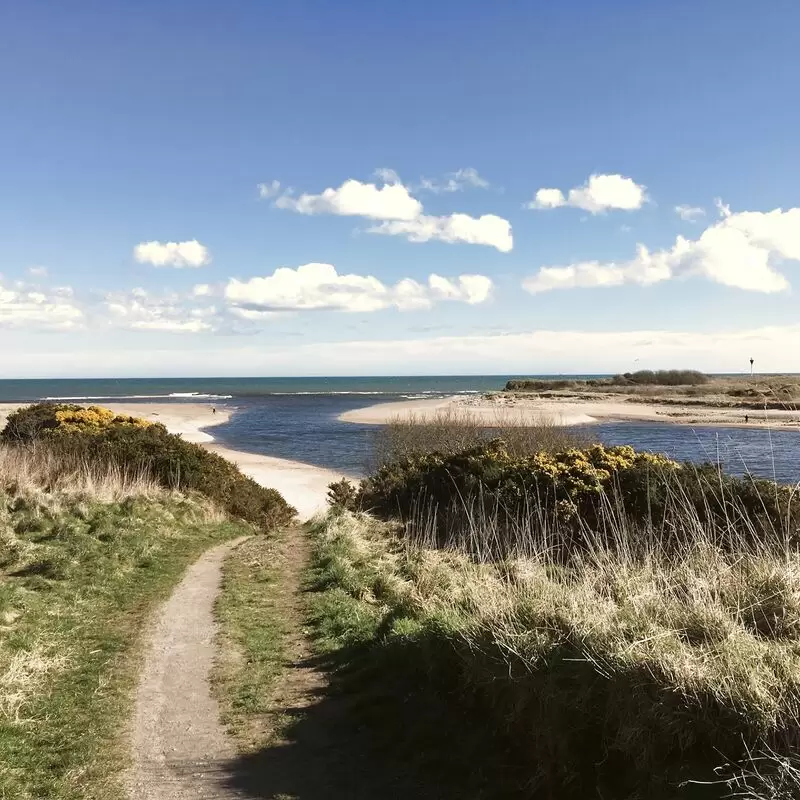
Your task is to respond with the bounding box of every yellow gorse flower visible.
[53,405,153,433]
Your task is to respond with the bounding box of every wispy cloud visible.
[0,279,82,330]
[103,288,217,333]
[675,204,706,222]
[257,180,282,199]
[418,167,490,193]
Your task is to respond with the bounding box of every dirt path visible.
[219,527,439,800]
[128,537,249,800]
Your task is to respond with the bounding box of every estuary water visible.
[1,376,798,483]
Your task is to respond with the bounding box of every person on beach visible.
[212,407,216,415]
[745,414,749,423]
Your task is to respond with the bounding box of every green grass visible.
[0,484,249,799]
[212,533,290,751]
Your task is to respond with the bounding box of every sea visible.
[1,376,799,483]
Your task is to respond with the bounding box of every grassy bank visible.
[307,507,800,798]
[0,447,251,799]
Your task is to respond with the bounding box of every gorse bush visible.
[352,440,799,557]
[2,403,153,441]
[1,404,295,529]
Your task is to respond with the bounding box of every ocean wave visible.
[39,389,481,402]
[167,392,233,399]
[41,393,233,401]
[248,390,482,397]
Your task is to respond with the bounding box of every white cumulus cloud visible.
[224,263,493,314]
[275,178,423,221]
[133,240,211,268]
[369,213,513,253]
[527,173,647,214]
[270,170,513,252]
[523,204,800,295]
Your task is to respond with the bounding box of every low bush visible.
[352,440,799,557]
[504,370,709,392]
[504,378,578,391]
[1,404,296,529]
[611,369,709,386]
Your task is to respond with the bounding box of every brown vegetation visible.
[503,373,800,412]
[371,406,589,467]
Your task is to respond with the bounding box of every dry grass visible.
[0,444,163,502]
[503,374,800,413]
[0,646,69,724]
[371,406,588,467]
[309,504,800,798]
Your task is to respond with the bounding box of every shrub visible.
[357,440,799,556]
[504,371,709,392]
[2,403,153,442]
[504,379,577,392]
[611,369,709,386]
[327,478,360,511]
[1,404,296,529]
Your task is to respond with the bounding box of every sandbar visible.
[339,394,800,430]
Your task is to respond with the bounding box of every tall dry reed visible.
[0,444,163,502]
[371,406,589,467]
[313,499,800,797]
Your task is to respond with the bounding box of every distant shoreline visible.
[339,394,800,431]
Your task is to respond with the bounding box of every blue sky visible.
[2,1,800,377]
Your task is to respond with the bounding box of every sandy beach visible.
[0,402,345,520]
[339,394,800,430]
